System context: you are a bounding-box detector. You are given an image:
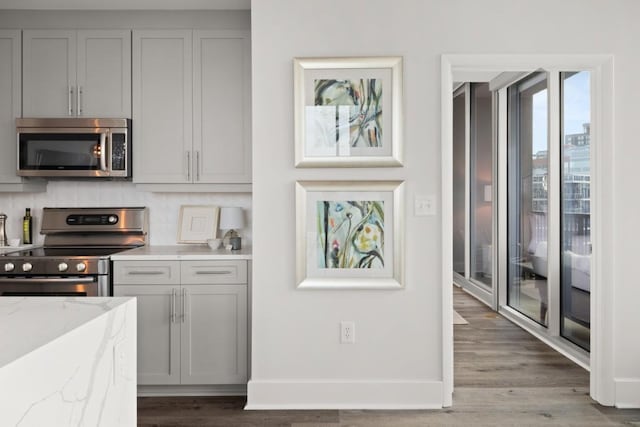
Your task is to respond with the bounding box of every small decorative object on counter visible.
[229,236,241,251]
[207,238,222,250]
[0,213,7,247]
[219,207,245,251]
[23,208,33,245]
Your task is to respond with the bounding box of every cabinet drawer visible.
[181,260,247,284]
[113,260,180,285]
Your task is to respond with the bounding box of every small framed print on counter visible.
[177,205,220,243]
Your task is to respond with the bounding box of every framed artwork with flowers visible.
[295,180,404,289]
[293,56,403,168]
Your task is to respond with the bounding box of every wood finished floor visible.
[137,286,640,426]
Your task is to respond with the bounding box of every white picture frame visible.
[177,205,220,243]
[293,56,404,168]
[295,180,405,289]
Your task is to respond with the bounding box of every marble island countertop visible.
[0,297,131,369]
[111,245,252,260]
[0,297,137,426]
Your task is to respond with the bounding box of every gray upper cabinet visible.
[194,30,251,184]
[22,29,131,118]
[133,29,251,186]
[132,30,193,183]
[0,29,45,191]
[0,30,22,185]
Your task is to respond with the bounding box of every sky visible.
[532,71,590,154]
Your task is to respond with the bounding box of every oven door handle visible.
[0,277,97,284]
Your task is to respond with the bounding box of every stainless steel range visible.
[0,207,148,297]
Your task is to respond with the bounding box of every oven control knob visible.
[4,263,14,272]
[76,262,87,272]
[22,262,33,272]
[108,215,117,224]
[58,262,69,272]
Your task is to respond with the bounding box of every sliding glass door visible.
[560,71,591,351]
[503,70,591,352]
[470,83,494,288]
[453,89,466,278]
[507,72,549,326]
[452,83,494,306]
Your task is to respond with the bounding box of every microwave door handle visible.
[99,132,107,171]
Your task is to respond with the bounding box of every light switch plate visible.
[415,195,436,216]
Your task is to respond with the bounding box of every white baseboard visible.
[138,384,247,397]
[245,380,443,410]
[615,378,640,408]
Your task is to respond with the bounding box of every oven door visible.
[0,276,108,297]
[17,127,111,177]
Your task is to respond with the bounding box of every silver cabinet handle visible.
[186,151,191,182]
[68,86,74,115]
[127,271,165,275]
[182,288,187,323]
[171,288,177,323]
[195,151,200,181]
[195,270,232,275]
[77,86,83,116]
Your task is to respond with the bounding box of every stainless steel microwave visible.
[16,118,131,178]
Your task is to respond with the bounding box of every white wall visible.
[250,0,640,408]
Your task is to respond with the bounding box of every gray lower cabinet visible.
[113,260,247,386]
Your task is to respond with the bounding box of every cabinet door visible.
[114,285,181,385]
[23,30,76,117]
[0,30,21,184]
[193,30,251,184]
[132,30,193,183]
[77,30,131,118]
[180,284,247,384]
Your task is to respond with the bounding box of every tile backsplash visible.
[0,181,252,246]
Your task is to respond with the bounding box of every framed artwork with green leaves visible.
[293,57,403,167]
[295,180,404,289]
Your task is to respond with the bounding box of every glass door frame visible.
[443,54,615,408]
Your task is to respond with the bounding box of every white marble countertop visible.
[110,245,252,260]
[0,297,133,369]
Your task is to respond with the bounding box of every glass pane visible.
[452,90,466,276]
[561,71,591,350]
[19,133,102,170]
[470,83,493,287]
[507,72,549,326]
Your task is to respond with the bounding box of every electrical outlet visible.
[340,321,355,344]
